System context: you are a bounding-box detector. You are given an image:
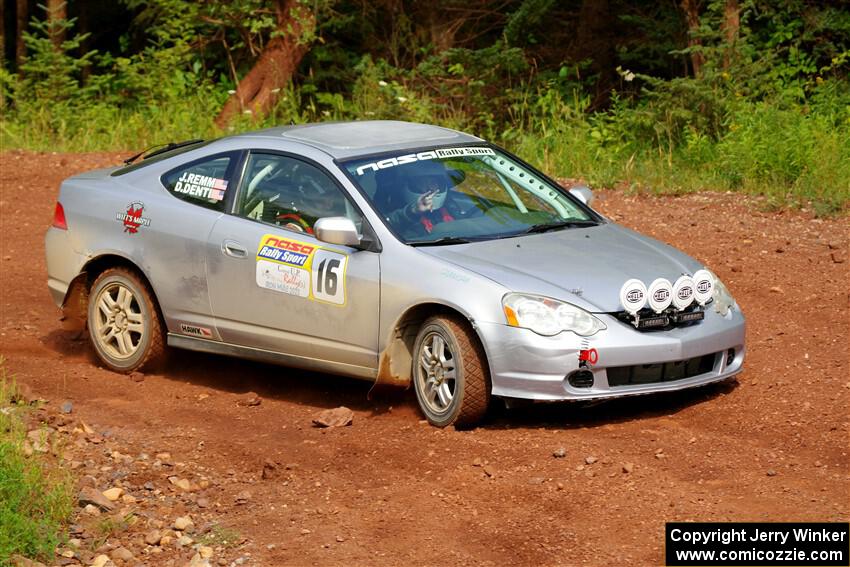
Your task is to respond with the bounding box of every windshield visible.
[341,146,597,244]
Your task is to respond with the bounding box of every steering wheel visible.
[276,212,313,234]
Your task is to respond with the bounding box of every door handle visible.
[222,239,248,259]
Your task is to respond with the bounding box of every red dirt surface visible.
[1,150,848,566]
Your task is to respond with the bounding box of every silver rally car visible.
[45,120,745,427]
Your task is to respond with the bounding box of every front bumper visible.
[475,306,745,401]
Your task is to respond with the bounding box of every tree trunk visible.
[0,0,5,66]
[46,0,67,49]
[576,0,615,109]
[721,0,740,69]
[15,0,27,70]
[215,0,315,127]
[680,0,703,78]
[79,2,91,82]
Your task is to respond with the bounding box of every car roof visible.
[230,120,484,160]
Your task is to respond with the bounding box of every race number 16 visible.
[311,249,348,305]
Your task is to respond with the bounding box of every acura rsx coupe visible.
[45,120,745,427]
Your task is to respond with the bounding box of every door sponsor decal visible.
[256,260,310,297]
[116,202,151,234]
[179,323,213,338]
[255,234,348,306]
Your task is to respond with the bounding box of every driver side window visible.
[236,152,362,235]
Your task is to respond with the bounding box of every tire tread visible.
[423,315,491,427]
[89,267,167,373]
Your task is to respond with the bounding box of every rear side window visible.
[161,152,239,211]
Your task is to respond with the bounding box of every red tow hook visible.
[578,348,599,366]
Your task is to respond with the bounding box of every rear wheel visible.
[87,268,166,372]
[412,315,491,428]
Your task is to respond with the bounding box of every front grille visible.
[606,353,717,387]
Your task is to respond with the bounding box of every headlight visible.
[502,293,606,336]
[706,270,735,316]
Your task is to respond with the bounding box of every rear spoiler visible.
[123,139,204,165]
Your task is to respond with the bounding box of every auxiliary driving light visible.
[672,275,696,310]
[692,269,715,305]
[647,278,674,313]
[619,278,647,315]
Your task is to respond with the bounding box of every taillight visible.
[52,202,67,230]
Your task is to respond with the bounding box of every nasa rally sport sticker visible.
[647,278,674,313]
[619,278,648,315]
[672,275,696,310]
[355,146,496,176]
[255,234,348,306]
[692,269,714,305]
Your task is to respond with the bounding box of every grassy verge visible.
[1,88,847,216]
[0,358,73,565]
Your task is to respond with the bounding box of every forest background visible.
[1,0,848,213]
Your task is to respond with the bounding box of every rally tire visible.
[87,267,166,373]
[412,315,491,428]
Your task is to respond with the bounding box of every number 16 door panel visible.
[205,214,381,373]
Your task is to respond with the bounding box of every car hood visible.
[417,223,703,313]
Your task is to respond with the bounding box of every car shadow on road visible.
[147,346,412,415]
[42,328,89,356]
[484,378,739,430]
[42,328,739,426]
[43,328,413,415]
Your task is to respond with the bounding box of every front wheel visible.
[87,267,166,372]
[412,316,491,428]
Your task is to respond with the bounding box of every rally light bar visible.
[616,306,705,330]
[618,272,714,329]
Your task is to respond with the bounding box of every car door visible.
[205,151,381,375]
[143,150,243,339]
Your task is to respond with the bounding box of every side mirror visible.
[314,217,361,247]
[569,185,594,208]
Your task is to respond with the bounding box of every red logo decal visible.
[578,348,599,365]
[116,202,151,234]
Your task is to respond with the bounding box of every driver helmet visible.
[403,164,466,211]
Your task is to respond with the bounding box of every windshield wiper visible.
[409,236,473,247]
[522,219,598,234]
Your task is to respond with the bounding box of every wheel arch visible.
[60,253,160,333]
[375,301,489,389]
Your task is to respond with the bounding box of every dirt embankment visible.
[0,150,848,567]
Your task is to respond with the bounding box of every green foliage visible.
[197,524,242,548]
[0,359,74,564]
[1,0,848,213]
[504,0,556,47]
